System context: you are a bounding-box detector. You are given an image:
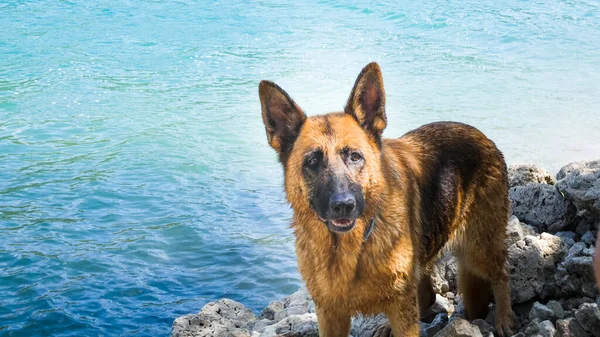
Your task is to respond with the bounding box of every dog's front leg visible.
[316,305,351,337]
[385,291,420,337]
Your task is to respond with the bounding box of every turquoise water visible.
[1,1,599,336]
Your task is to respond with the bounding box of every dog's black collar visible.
[363,217,375,241]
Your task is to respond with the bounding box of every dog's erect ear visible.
[259,80,307,158]
[344,62,387,142]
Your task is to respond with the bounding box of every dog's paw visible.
[495,312,515,337]
[373,322,393,337]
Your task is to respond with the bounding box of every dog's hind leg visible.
[458,187,514,337]
[458,253,513,337]
[490,271,513,337]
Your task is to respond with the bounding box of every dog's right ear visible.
[259,81,307,157]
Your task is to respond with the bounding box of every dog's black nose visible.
[329,192,356,217]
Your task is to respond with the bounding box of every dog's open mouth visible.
[321,217,357,233]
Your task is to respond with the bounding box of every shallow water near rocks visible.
[1,1,599,336]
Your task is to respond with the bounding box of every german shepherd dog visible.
[259,63,514,337]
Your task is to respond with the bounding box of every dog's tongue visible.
[331,219,353,227]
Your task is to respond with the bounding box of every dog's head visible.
[259,63,386,233]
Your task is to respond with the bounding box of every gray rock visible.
[568,242,587,257]
[432,318,482,337]
[431,276,450,295]
[446,304,455,316]
[452,297,467,321]
[512,300,536,329]
[538,320,557,337]
[576,217,594,236]
[582,283,599,299]
[554,242,598,299]
[471,319,495,336]
[170,299,256,337]
[555,232,577,248]
[555,317,590,337]
[259,313,318,337]
[546,300,566,320]
[274,314,319,337]
[508,233,567,303]
[556,160,600,216]
[435,294,451,312]
[506,215,538,245]
[420,313,449,337]
[274,288,311,322]
[530,302,555,321]
[171,313,244,337]
[564,256,594,277]
[202,299,256,329]
[509,184,576,233]
[273,305,309,322]
[508,164,555,188]
[573,303,600,337]
[260,301,283,320]
[432,252,458,294]
[282,287,311,308]
[251,319,273,334]
[555,231,577,240]
[525,300,565,323]
[581,231,596,246]
[525,318,556,337]
[573,209,599,236]
[561,297,595,311]
[422,294,452,325]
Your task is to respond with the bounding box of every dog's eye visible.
[305,154,320,169]
[304,150,323,170]
[350,152,362,162]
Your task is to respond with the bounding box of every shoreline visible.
[171,160,600,337]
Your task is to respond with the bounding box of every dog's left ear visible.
[344,62,387,142]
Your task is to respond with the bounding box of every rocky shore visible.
[171,160,600,337]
